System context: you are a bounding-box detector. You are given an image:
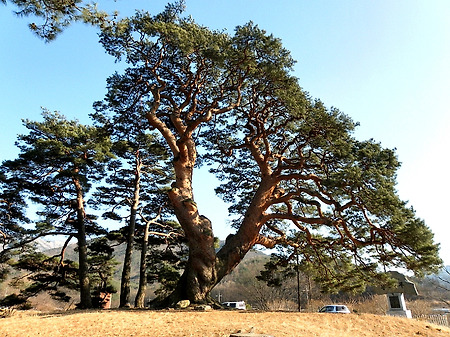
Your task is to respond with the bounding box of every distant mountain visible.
[34,238,73,252]
[436,266,450,280]
[35,238,269,283]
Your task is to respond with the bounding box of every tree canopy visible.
[2,0,113,41]
[1,110,114,308]
[93,4,441,305]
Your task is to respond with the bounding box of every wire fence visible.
[414,314,449,327]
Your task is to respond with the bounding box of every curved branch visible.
[145,91,179,157]
[263,212,331,226]
[254,234,284,249]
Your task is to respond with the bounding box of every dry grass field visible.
[0,310,449,337]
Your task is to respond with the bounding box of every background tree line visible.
[2,236,448,313]
[212,251,450,313]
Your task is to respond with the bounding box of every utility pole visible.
[296,249,301,312]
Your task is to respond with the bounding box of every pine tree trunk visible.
[134,213,150,308]
[157,221,256,307]
[171,215,217,304]
[120,153,141,308]
[74,177,92,309]
[148,137,215,306]
[77,224,92,308]
[119,211,135,307]
[145,117,274,307]
[158,168,275,307]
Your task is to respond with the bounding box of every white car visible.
[222,301,246,310]
[319,305,351,314]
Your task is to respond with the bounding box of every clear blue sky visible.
[1,1,449,264]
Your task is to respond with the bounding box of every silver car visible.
[319,305,351,314]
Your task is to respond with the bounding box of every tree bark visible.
[150,133,218,306]
[134,211,150,308]
[73,177,92,309]
[120,152,141,308]
[166,214,217,305]
[156,153,276,306]
[215,176,276,280]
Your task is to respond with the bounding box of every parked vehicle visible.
[222,301,246,310]
[432,307,450,314]
[319,305,351,314]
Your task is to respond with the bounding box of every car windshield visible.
[320,306,334,312]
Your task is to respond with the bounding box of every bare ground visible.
[1,309,449,337]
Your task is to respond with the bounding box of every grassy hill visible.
[0,310,449,337]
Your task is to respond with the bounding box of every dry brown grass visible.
[1,309,449,337]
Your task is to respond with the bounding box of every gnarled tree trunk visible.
[146,103,278,307]
[156,151,276,306]
[163,214,217,305]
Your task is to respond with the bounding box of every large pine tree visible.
[1,110,113,308]
[95,5,442,306]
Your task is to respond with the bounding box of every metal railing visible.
[414,314,449,327]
